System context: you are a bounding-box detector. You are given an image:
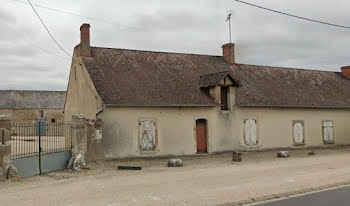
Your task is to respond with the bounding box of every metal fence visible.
[11,122,72,160]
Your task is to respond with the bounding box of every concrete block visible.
[277,151,290,158]
[168,159,183,167]
[232,151,242,162]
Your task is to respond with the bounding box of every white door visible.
[323,121,334,143]
[244,119,257,145]
[293,122,304,145]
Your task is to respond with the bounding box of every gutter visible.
[104,104,219,107]
[237,104,350,109]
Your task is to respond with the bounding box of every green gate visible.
[11,122,72,178]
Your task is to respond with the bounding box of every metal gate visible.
[11,122,72,178]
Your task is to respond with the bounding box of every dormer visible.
[200,71,240,110]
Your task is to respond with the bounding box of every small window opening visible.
[51,119,56,123]
[221,86,229,110]
[39,110,44,118]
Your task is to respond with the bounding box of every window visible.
[139,120,156,151]
[51,119,56,123]
[244,119,257,145]
[323,121,334,144]
[39,110,44,118]
[221,86,229,110]
[293,121,305,145]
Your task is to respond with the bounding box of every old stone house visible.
[0,90,65,123]
[64,24,350,159]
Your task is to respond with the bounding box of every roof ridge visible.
[91,46,222,58]
[200,70,231,77]
[237,63,340,73]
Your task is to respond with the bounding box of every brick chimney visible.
[80,23,91,57]
[222,43,235,65]
[341,66,350,79]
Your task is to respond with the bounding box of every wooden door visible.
[196,119,207,153]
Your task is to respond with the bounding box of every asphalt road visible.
[257,186,350,206]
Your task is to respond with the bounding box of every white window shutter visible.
[244,120,250,145]
[244,119,257,145]
[140,120,156,151]
[323,121,334,142]
[293,122,304,144]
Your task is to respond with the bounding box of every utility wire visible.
[24,39,71,61]
[14,0,139,31]
[27,0,72,58]
[233,0,350,30]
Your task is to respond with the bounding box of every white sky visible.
[1,0,350,90]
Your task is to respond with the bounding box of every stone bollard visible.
[168,159,183,167]
[308,150,315,156]
[232,151,242,162]
[277,151,290,158]
[0,115,19,181]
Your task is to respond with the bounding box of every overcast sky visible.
[1,0,349,90]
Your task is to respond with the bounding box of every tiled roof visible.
[82,47,350,108]
[232,64,350,108]
[83,47,231,106]
[0,90,66,109]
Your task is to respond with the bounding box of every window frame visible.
[220,86,229,111]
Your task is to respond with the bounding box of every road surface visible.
[2,148,350,206]
[256,186,350,206]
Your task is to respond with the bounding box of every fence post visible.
[0,115,19,181]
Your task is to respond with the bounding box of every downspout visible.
[96,105,105,117]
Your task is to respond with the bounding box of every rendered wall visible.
[97,104,350,159]
[99,106,240,159]
[64,47,104,123]
[236,107,350,150]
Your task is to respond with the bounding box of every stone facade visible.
[0,115,18,181]
[0,90,65,123]
[0,108,64,123]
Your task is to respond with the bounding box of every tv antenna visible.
[226,11,232,43]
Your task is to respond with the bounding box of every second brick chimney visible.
[341,66,350,79]
[80,23,91,57]
[222,43,235,65]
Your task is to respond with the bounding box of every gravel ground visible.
[1,147,350,206]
